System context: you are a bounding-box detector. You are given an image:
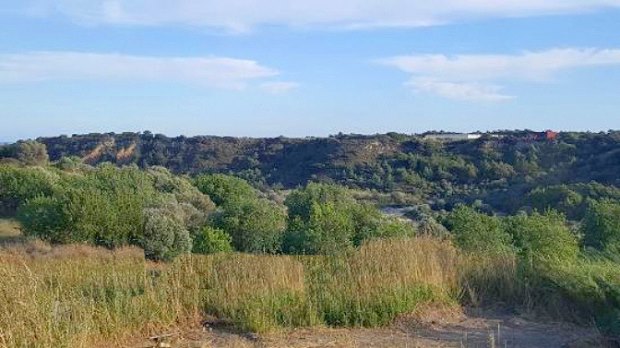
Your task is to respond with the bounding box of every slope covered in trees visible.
[2,130,619,216]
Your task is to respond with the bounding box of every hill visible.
[2,130,620,216]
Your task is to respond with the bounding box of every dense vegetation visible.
[3,130,618,215]
[1,131,620,345]
[0,162,410,260]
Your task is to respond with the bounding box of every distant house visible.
[423,133,482,141]
[543,130,558,141]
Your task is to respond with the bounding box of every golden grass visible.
[0,218,21,238]
[0,237,462,347]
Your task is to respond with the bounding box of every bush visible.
[445,205,512,254]
[283,183,405,254]
[504,211,578,263]
[62,165,158,248]
[17,196,72,243]
[192,226,233,254]
[582,200,620,255]
[213,198,286,253]
[16,140,49,166]
[194,174,256,206]
[141,208,192,261]
[285,200,356,254]
[0,165,59,216]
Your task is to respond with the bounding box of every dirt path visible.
[132,309,607,348]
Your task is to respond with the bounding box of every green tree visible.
[504,211,578,263]
[16,140,49,166]
[192,226,233,254]
[582,200,620,254]
[17,196,72,243]
[0,165,59,216]
[194,174,256,206]
[141,208,192,261]
[445,205,512,254]
[213,197,286,253]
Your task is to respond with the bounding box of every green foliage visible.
[582,200,620,255]
[213,197,286,253]
[194,173,256,206]
[17,196,72,243]
[286,200,356,254]
[445,205,512,254]
[192,226,233,254]
[2,163,214,261]
[504,211,578,263]
[0,165,59,216]
[62,164,158,248]
[141,208,192,261]
[283,183,407,254]
[55,156,86,171]
[16,140,49,166]
[526,186,584,219]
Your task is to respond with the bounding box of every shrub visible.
[504,211,578,263]
[62,165,158,248]
[582,200,620,255]
[445,205,512,254]
[283,183,404,254]
[16,140,49,166]
[0,165,58,216]
[17,196,72,243]
[194,174,256,206]
[141,209,192,261]
[285,200,356,254]
[192,226,233,254]
[213,198,286,253]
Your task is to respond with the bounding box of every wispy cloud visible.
[18,1,620,31]
[407,78,514,102]
[260,81,299,94]
[380,48,620,101]
[0,51,279,89]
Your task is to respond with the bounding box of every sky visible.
[1,1,620,141]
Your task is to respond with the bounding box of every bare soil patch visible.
[128,308,608,348]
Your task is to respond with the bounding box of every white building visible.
[423,133,482,141]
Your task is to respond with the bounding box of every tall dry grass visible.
[305,237,459,326]
[0,246,204,347]
[0,236,464,347]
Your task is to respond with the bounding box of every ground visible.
[128,307,609,348]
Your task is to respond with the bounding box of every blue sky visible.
[1,1,620,141]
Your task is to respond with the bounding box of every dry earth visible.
[128,307,612,348]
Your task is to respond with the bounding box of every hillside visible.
[2,130,619,217]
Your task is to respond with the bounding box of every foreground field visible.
[2,234,615,348]
[1,237,458,347]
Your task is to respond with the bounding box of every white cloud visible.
[380,48,620,101]
[260,81,299,94]
[20,1,620,31]
[0,51,279,89]
[407,78,514,102]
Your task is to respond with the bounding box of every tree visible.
[17,196,72,243]
[194,174,256,206]
[582,200,620,254]
[141,208,192,261]
[213,197,286,253]
[16,140,49,166]
[192,226,233,254]
[444,205,512,254]
[504,211,578,263]
[0,165,58,216]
